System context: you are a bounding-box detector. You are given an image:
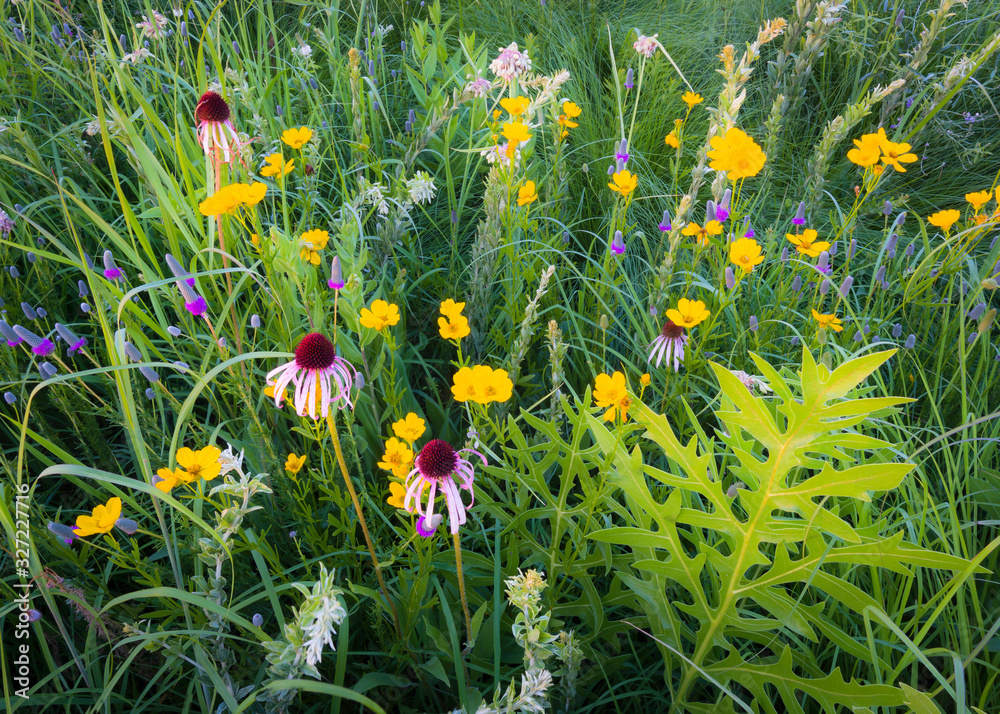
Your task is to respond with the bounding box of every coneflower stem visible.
[453,531,473,653]
[325,412,402,639]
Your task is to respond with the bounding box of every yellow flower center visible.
[188,464,203,477]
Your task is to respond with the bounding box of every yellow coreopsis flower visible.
[387,481,407,509]
[928,209,961,234]
[500,96,529,117]
[812,309,843,332]
[729,237,764,274]
[502,121,531,145]
[438,315,471,340]
[666,298,710,329]
[608,169,638,197]
[452,365,512,404]
[966,190,992,213]
[640,373,651,386]
[281,126,313,149]
[877,129,917,172]
[681,91,703,110]
[175,445,223,482]
[233,182,267,207]
[707,127,766,180]
[198,188,240,217]
[359,299,400,330]
[517,181,538,206]
[593,371,631,422]
[682,220,723,246]
[298,229,330,265]
[847,133,882,168]
[451,366,480,402]
[378,438,414,478]
[561,101,581,128]
[392,412,426,443]
[284,453,307,474]
[261,153,294,178]
[664,131,680,149]
[74,497,122,537]
[440,299,466,320]
[786,228,830,257]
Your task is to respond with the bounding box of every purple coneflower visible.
[195,91,243,165]
[647,321,688,372]
[266,332,356,419]
[404,439,484,535]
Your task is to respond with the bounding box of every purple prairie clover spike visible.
[13,326,56,356]
[119,33,126,47]
[139,366,159,383]
[167,325,182,337]
[905,242,914,257]
[354,371,365,391]
[853,330,863,343]
[893,211,906,229]
[328,256,344,290]
[27,252,36,263]
[21,303,37,320]
[883,200,892,216]
[4,392,15,404]
[416,513,443,538]
[792,201,806,226]
[188,8,195,20]
[659,210,672,232]
[625,67,634,89]
[607,164,615,176]
[232,40,240,54]
[725,267,735,290]
[55,324,87,353]
[9,266,20,278]
[896,8,905,26]
[892,323,902,338]
[180,21,187,37]
[404,121,412,132]
[166,253,196,286]
[970,303,986,320]
[874,265,886,283]
[122,339,142,361]
[276,104,283,118]
[251,314,261,329]
[103,250,124,281]
[37,307,47,318]
[905,334,916,349]
[780,246,789,262]
[392,69,397,79]
[401,40,406,53]
[452,210,458,225]
[616,158,626,172]
[368,59,375,76]
[792,276,802,292]
[373,101,379,112]
[14,27,24,42]
[562,232,570,244]
[886,233,898,257]
[749,316,758,332]
[615,138,629,164]
[78,280,88,298]
[252,613,264,627]
[863,323,870,334]
[820,279,830,295]
[409,109,416,124]
[48,522,78,544]
[321,120,329,130]
[83,252,95,271]
[968,332,978,344]
[717,188,732,221]
[39,362,57,380]
[177,280,208,316]
[873,335,880,344]
[818,251,830,273]
[848,239,857,259]
[610,230,625,255]
[829,241,838,257]
[309,77,318,90]
[174,361,189,369]
[705,201,717,223]
[219,337,227,348]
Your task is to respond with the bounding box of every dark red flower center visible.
[661,320,685,339]
[294,333,336,371]
[416,439,458,480]
[196,91,230,124]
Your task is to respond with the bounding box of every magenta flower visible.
[658,210,672,232]
[103,250,124,282]
[647,321,688,372]
[328,256,344,290]
[404,439,484,535]
[266,332,356,419]
[610,230,625,255]
[13,325,56,357]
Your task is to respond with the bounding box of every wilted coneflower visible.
[13,325,55,356]
[648,321,688,372]
[266,332,356,420]
[195,91,243,165]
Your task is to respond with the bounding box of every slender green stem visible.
[454,531,473,653]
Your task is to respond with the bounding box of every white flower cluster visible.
[633,33,659,59]
[489,42,531,82]
[406,171,436,205]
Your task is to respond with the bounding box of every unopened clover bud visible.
[904,334,916,349]
[725,267,735,290]
[780,246,789,262]
[883,200,892,216]
[818,251,829,272]
[792,276,802,292]
[829,241,837,256]
[839,275,853,297]
[251,314,261,329]
[791,335,799,346]
[625,67,633,89]
[749,316,758,332]
[892,323,902,338]
[705,200,717,223]
[820,279,830,295]
[874,265,886,283]
[853,330,862,343]
[252,613,264,627]
[848,239,857,259]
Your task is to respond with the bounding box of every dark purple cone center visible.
[196,91,230,123]
[661,320,685,339]
[417,439,458,480]
[294,333,336,371]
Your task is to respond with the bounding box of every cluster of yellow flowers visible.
[155,445,222,493]
[438,299,470,340]
[378,412,427,507]
[928,188,999,234]
[452,365,513,404]
[593,371,631,422]
[198,182,267,216]
[847,128,916,173]
[707,127,766,180]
